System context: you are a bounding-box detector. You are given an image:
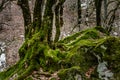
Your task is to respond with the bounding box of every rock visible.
[0,41,6,72]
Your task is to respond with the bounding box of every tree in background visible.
[77,0,81,31]
[94,0,103,26]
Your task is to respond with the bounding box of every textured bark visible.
[107,1,120,33]
[17,0,31,38]
[77,0,81,31]
[33,0,43,31]
[94,0,103,26]
[0,0,9,12]
[54,0,65,42]
[41,0,56,43]
[104,0,107,20]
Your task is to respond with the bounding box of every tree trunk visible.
[41,0,56,43]
[0,0,66,79]
[17,0,32,38]
[95,0,103,26]
[54,0,65,42]
[33,0,43,32]
[0,0,9,12]
[77,0,81,31]
[1,0,120,79]
[104,0,107,20]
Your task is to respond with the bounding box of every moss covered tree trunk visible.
[0,0,66,80]
[54,0,65,42]
[33,0,43,33]
[17,0,32,38]
[1,0,120,80]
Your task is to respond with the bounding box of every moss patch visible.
[1,28,120,79]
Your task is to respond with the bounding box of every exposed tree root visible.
[0,28,120,80]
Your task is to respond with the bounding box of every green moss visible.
[50,78,56,80]
[1,27,120,79]
[58,66,83,80]
[45,49,59,62]
[59,28,100,44]
[24,77,33,80]
[17,63,35,80]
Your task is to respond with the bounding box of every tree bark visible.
[94,0,103,26]
[77,0,81,31]
[17,0,32,38]
[0,0,9,12]
[41,0,56,43]
[33,0,43,32]
[104,0,107,20]
[54,0,65,42]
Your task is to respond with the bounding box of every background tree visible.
[94,0,103,26]
[77,0,81,31]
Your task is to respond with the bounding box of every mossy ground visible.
[0,27,120,80]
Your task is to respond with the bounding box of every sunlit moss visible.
[1,27,120,79]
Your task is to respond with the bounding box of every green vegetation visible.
[0,27,120,79]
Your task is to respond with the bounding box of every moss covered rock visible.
[0,27,120,80]
[58,66,82,80]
